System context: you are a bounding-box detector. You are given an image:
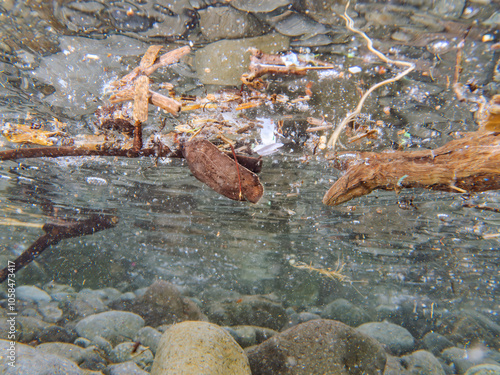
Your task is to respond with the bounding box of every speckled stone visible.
[357,321,415,355]
[246,319,387,375]
[151,321,251,375]
[465,364,500,375]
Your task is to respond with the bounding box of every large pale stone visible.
[151,321,251,375]
[194,33,289,86]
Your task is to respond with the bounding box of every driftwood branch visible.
[0,214,118,283]
[0,145,172,160]
[323,131,500,205]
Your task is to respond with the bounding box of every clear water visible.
[0,1,498,323]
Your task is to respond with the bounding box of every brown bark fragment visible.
[133,75,150,123]
[150,90,181,115]
[323,131,500,206]
[182,139,264,203]
[139,45,163,70]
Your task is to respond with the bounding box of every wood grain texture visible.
[133,75,150,122]
[323,131,500,205]
[183,139,264,203]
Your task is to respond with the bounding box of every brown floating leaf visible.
[183,139,264,203]
[133,75,150,123]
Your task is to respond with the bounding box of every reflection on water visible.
[0,1,499,369]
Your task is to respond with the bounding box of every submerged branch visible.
[323,131,500,205]
[0,214,118,283]
[0,145,172,160]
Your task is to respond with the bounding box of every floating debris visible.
[182,139,264,203]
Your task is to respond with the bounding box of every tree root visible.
[323,131,500,205]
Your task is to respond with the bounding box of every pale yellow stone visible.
[151,321,251,375]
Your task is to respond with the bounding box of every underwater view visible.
[0,0,499,374]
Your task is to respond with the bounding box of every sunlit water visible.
[0,0,498,327]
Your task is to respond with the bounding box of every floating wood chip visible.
[182,139,264,203]
[140,45,164,70]
[133,75,150,123]
[150,90,181,115]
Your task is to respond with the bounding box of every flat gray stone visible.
[17,286,51,303]
[75,310,144,346]
[0,339,86,375]
[195,33,289,86]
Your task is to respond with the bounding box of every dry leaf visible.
[182,139,264,203]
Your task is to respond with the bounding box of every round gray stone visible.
[0,339,86,375]
[75,310,144,346]
[357,321,415,355]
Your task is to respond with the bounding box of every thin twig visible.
[327,1,415,149]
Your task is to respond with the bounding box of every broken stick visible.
[0,214,118,283]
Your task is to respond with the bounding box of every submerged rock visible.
[465,364,500,375]
[38,302,63,323]
[230,0,291,12]
[320,298,372,327]
[246,319,387,374]
[134,326,162,354]
[36,342,87,364]
[109,280,205,327]
[384,351,447,375]
[198,6,266,41]
[151,321,251,375]
[194,33,289,85]
[18,316,52,343]
[16,285,51,303]
[37,325,78,343]
[110,342,153,368]
[108,361,150,375]
[357,321,415,355]
[431,0,466,18]
[224,325,278,348]
[0,339,90,375]
[422,331,455,356]
[75,310,144,346]
[400,350,446,375]
[272,12,329,38]
[207,295,288,331]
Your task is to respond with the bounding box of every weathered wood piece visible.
[182,139,264,203]
[323,131,500,206]
[133,75,150,123]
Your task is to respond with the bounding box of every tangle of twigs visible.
[327,1,415,150]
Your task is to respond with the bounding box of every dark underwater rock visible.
[246,319,387,375]
[207,295,288,331]
[109,280,205,327]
